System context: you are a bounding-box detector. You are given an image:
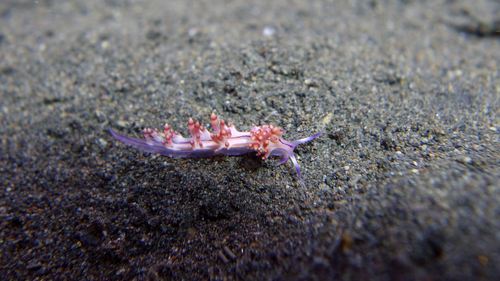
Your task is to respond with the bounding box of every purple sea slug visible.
[110,113,323,188]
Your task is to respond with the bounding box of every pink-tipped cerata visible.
[110,113,324,188]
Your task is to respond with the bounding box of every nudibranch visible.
[109,113,323,188]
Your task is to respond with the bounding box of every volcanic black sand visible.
[1,0,499,280]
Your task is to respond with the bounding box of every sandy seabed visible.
[1,0,499,280]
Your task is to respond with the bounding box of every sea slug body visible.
[110,113,324,188]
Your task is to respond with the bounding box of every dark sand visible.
[1,0,499,280]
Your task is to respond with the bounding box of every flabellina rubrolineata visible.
[110,113,324,188]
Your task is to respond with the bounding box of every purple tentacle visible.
[290,130,325,147]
